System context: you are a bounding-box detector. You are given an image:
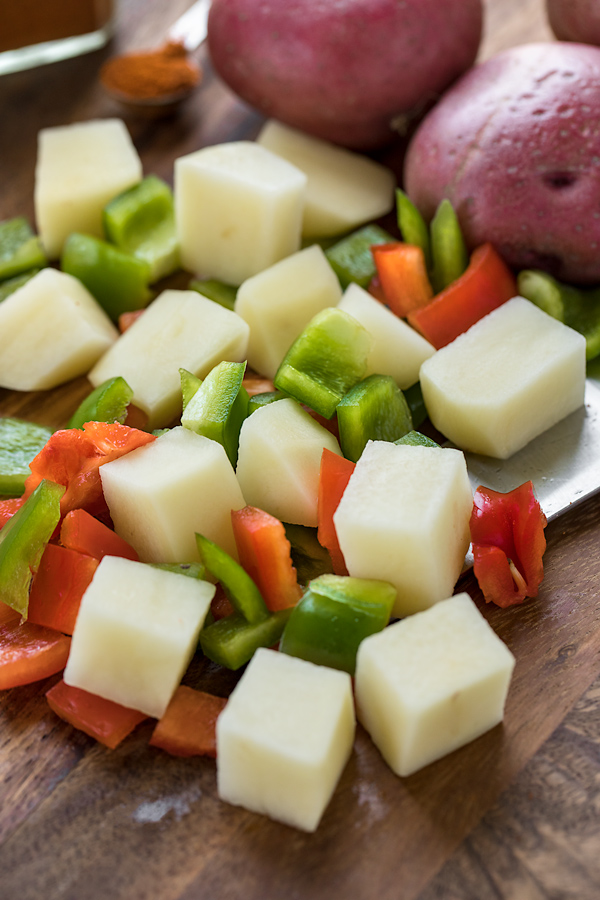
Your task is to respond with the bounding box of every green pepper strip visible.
[336,374,413,462]
[0,479,65,617]
[396,189,432,272]
[195,533,269,625]
[279,573,396,675]
[430,198,469,293]
[68,377,134,430]
[199,608,291,670]
[182,361,249,467]
[325,223,395,289]
[0,418,54,497]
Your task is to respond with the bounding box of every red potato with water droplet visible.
[404,42,600,285]
[547,0,600,45]
[207,0,483,150]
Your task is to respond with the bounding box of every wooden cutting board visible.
[1,2,599,898]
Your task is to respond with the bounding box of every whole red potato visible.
[404,42,600,284]
[547,0,600,45]
[207,0,483,150]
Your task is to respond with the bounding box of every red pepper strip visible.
[0,618,71,689]
[231,506,302,611]
[22,422,155,519]
[149,685,227,758]
[0,602,20,627]
[27,543,99,635]
[60,508,139,561]
[408,243,518,349]
[0,498,24,529]
[46,680,148,749]
[470,480,547,608]
[371,242,433,317]
[317,449,356,576]
[367,274,387,304]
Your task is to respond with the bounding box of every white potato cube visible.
[236,398,341,527]
[0,268,117,391]
[338,283,435,389]
[355,593,516,777]
[420,296,587,459]
[234,245,342,379]
[88,289,249,429]
[100,426,246,563]
[64,556,214,719]
[217,648,355,832]
[175,141,306,285]
[35,118,142,258]
[334,442,472,617]
[257,120,395,239]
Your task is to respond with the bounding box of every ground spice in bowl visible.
[100,39,201,106]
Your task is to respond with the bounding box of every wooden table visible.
[1,2,599,898]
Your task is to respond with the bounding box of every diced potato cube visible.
[257,120,395,239]
[355,592,516,776]
[235,244,342,379]
[35,119,142,258]
[88,289,249,429]
[334,442,472,617]
[217,647,355,832]
[0,268,117,391]
[338,283,435,389]
[420,296,587,459]
[236,398,341,527]
[100,426,246,562]
[64,555,214,719]
[175,141,306,285]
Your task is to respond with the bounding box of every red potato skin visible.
[404,42,600,284]
[547,0,600,45]
[207,0,483,150]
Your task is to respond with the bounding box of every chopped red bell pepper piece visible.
[27,543,99,634]
[317,449,356,576]
[149,685,227,757]
[22,422,155,519]
[367,274,387,304]
[0,618,71,689]
[242,370,276,397]
[46,679,148,749]
[470,480,547,608]
[231,506,302,611]
[0,498,24,529]
[408,243,518,348]
[371,242,433,317]
[210,584,235,621]
[60,508,139,561]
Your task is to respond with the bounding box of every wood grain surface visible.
[1,2,599,899]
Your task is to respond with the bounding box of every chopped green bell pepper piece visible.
[0,418,54,497]
[0,218,47,282]
[325,223,394,289]
[61,232,151,322]
[337,374,413,462]
[67,376,134,430]
[395,429,440,448]
[284,523,333,585]
[195,532,269,624]
[179,368,203,412]
[403,381,428,429]
[280,573,396,674]
[0,479,65,617]
[0,269,42,303]
[199,608,291,670]
[189,278,237,311]
[248,390,286,414]
[274,308,372,419]
[151,561,206,580]
[182,361,249,466]
[430,199,469,293]
[517,269,600,361]
[103,175,180,283]
[396,189,432,271]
